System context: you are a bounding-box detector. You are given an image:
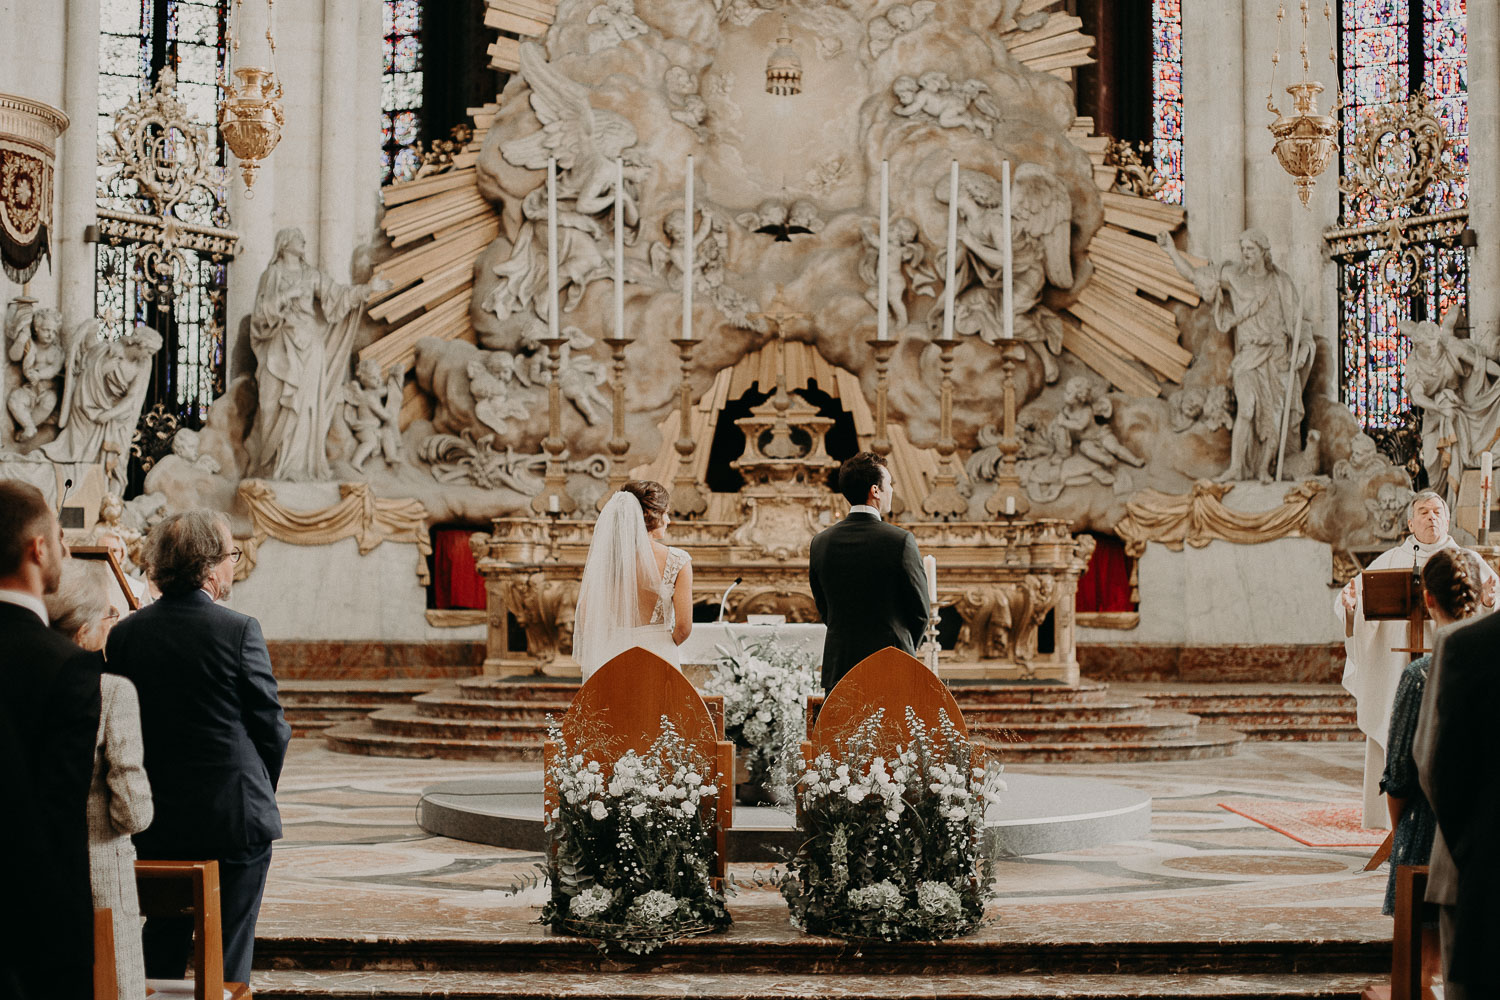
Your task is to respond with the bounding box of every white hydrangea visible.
[628,889,679,925]
[916,880,962,919]
[568,885,613,919]
[847,880,904,915]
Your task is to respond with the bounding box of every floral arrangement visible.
[707,636,822,798]
[542,717,731,953]
[780,707,1005,942]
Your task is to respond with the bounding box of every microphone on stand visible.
[717,577,742,623]
[57,477,74,515]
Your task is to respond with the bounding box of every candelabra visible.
[984,341,1031,518]
[598,336,633,512]
[922,600,942,674]
[531,335,578,516]
[866,337,895,458]
[921,337,968,520]
[669,337,709,518]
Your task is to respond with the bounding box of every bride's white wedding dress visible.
[573,492,692,680]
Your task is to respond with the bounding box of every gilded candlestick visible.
[531,335,578,515]
[598,335,633,511]
[669,337,708,518]
[922,337,968,520]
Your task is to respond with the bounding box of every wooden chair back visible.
[1390,864,1440,1000]
[94,908,117,1000]
[544,647,735,880]
[134,859,251,1000]
[805,646,968,755]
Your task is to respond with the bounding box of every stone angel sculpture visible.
[467,350,532,437]
[4,301,66,443]
[858,216,937,329]
[665,65,708,142]
[500,43,641,225]
[1047,376,1146,486]
[1403,308,1500,498]
[42,321,163,494]
[345,358,404,473]
[892,72,998,138]
[938,165,1079,382]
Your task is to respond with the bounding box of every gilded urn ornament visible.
[219,65,284,191]
[1265,0,1340,207]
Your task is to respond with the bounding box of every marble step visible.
[322,719,1245,763]
[969,711,1204,744]
[412,692,1158,726]
[255,925,1378,976]
[455,677,583,701]
[1120,683,1357,709]
[453,676,1115,705]
[279,679,442,705]
[250,969,1377,999]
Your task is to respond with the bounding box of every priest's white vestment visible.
[1336,536,1498,828]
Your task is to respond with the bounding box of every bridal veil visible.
[572,490,662,676]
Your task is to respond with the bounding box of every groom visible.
[809,452,932,692]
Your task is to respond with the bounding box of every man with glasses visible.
[105,510,290,984]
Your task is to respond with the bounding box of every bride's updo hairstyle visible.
[1421,547,1483,621]
[621,480,669,532]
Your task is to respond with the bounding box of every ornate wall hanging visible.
[0,93,68,283]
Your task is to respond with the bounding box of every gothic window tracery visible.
[382,0,426,184]
[1151,0,1184,205]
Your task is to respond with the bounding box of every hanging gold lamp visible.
[218,0,284,192]
[765,14,802,97]
[1266,0,1340,207]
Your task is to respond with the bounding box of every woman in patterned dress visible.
[1380,547,1483,915]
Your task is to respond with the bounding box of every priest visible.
[1337,490,1498,828]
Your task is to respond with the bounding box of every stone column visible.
[57,0,100,321]
[0,0,67,308]
[1182,0,1245,260]
[1468,0,1500,347]
[318,0,361,278]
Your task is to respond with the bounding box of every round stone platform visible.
[417,772,1151,859]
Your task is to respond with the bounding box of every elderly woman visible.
[45,560,152,1000]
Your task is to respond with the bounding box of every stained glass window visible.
[1335,0,1468,430]
[1151,0,1184,205]
[382,0,425,184]
[95,0,231,468]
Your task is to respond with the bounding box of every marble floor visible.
[259,739,1391,951]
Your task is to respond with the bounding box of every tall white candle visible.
[614,157,625,339]
[1001,160,1013,342]
[683,154,695,340]
[877,159,889,341]
[547,157,559,339]
[1482,450,1494,536]
[942,160,959,342]
[923,554,938,603]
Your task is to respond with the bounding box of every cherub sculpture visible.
[867,2,936,58]
[344,358,404,473]
[5,304,66,442]
[555,327,610,426]
[168,427,221,474]
[665,65,708,141]
[1048,377,1145,485]
[587,0,649,53]
[1333,433,1385,481]
[468,351,532,437]
[858,216,936,329]
[892,72,998,137]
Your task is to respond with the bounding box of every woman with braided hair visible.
[1379,547,1484,915]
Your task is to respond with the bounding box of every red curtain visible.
[1076,533,1134,613]
[433,528,487,610]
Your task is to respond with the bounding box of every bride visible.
[573,481,694,679]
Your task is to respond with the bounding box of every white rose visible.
[589,800,608,821]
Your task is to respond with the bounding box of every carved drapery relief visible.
[1113,479,1326,558]
[235,480,433,584]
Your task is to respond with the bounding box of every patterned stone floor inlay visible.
[254,740,1395,993]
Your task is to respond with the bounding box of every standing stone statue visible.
[42,322,163,494]
[246,228,389,481]
[345,358,404,473]
[1402,310,1500,499]
[1158,229,1311,484]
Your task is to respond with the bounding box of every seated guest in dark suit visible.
[808,451,931,692]
[0,481,102,1000]
[106,510,291,984]
[1415,597,1500,1000]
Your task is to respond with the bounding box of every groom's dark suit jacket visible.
[809,511,931,691]
[0,601,102,1000]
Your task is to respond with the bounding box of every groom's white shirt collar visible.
[849,505,881,521]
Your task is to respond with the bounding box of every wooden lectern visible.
[1347,566,1430,659]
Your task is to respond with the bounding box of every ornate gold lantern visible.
[1266,0,1341,208]
[765,15,802,97]
[218,0,283,191]
[0,93,68,282]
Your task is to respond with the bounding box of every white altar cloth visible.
[678,622,826,667]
